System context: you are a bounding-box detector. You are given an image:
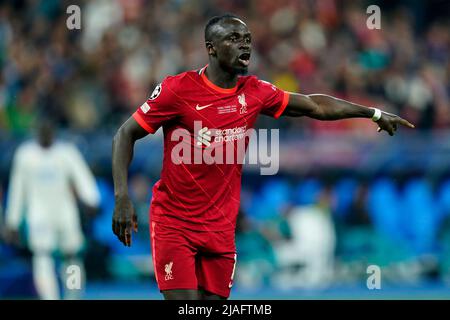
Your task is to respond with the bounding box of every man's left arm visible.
[282,93,415,136]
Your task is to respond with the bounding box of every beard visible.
[228,60,249,75]
[235,65,249,75]
[216,57,250,76]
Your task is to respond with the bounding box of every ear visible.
[206,41,216,56]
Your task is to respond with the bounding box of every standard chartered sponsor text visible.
[171,121,279,175]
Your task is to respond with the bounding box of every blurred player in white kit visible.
[4,119,100,300]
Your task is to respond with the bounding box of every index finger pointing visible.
[125,222,132,246]
[398,118,415,128]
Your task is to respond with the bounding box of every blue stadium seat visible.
[367,178,403,239]
[292,178,323,206]
[437,179,450,224]
[92,178,116,246]
[402,178,438,255]
[333,178,358,220]
[248,178,291,221]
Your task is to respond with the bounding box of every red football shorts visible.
[150,221,237,298]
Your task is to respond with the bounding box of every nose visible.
[240,42,250,51]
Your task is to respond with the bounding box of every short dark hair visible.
[204,13,242,42]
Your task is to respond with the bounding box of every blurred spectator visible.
[4,118,100,299]
[0,0,448,134]
[272,187,336,289]
[346,183,371,226]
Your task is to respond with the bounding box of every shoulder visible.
[54,141,71,150]
[152,69,199,99]
[161,68,209,101]
[239,75,277,92]
[13,141,37,165]
[54,142,80,156]
[15,141,36,156]
[161,69,200,88]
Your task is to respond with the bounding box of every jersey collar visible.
[199,65,238,94]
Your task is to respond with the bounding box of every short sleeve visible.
[133,77,179,133]
[257,80,290,119]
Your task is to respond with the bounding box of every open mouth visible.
[238,53,251,66]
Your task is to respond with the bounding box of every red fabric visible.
[134,66,288,231]
[151,221,236,298]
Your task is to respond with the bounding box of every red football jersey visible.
[133,66,289,231]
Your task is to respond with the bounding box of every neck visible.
[204,61,238,89]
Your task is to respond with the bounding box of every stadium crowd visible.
[0,0,448,134]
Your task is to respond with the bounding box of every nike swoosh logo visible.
[195,103,213,110]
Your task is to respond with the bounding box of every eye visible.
[230,36,237,42]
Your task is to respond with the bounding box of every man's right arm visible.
[112,116,148,246]
[4,147,26,246]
